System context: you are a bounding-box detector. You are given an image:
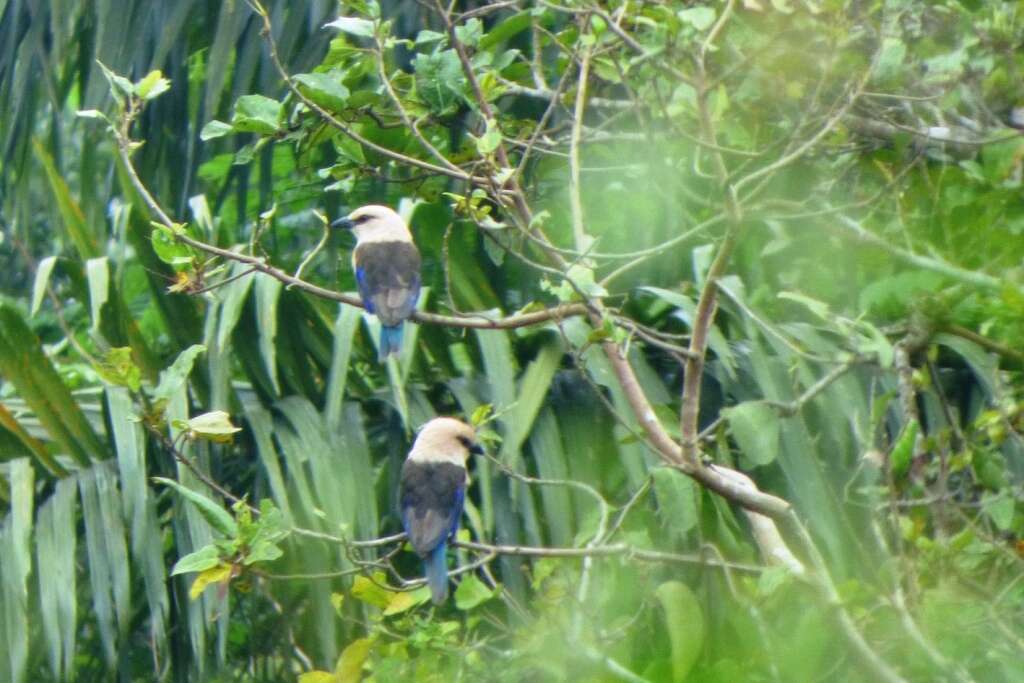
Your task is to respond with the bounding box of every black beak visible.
[469,443,485,456]
[330,216,354,230]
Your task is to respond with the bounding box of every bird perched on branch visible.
[399,417,483,605]
[331,205,421,359]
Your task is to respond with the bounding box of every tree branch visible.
[111,116,588,331]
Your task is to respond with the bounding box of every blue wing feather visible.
[355,266,375,313]
[447,485,465,540]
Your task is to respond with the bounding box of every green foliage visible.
[154,477,238,538]
[2,0,1024,681]
[723,402,780,467]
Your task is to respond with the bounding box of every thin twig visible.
[568,25,594,253]
[289,215,330,285]
[455,539,766,572]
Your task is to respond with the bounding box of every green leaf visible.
[323,16,376,38]
[170,544,221,575]
[32,139,98,259]
[335,637,373,683]
[254,273,283,396]
[454,574,496,610]
[934,334,998,398]
[231,94,282,135]
[474,118,502,156]
[94,347,142,391]
[0,305,107,464]
[189,563,232,600]
[546,264,608,302]
[454,18,483,47]
[875,37,906,81]
[973,449,1008,491]
[981,493,1014,531]
[35,478,76,676]
[678,7,716,31]
[332,135,366,165]
[757,566,796,597]
[152,477,239,537]
[723,402,780,466]
[77,466,130,667]
[0,403,63,475]
[243,539,283,565]
[324,305,362,431]
[76,109,111,125]
[778,291,831,321]
[655,581,705,681]
[414,50,466,115]
[652,468,697,537]
[199,120,234,141]
[383,586,431,615]
[96,60,134,102]
[855,320,894,368]
[478,11,531,50]
[30,255,57,317]
[86,256,109,333]
[924,47,968,83]
[152,344,206,403]
[351,573,397,609]
[298,672,337,683]
[530,558,558,591]
[415,29,446,46]
[529,410,573,545]
[134,70,171,100]
[294,72,350,111]
[1,458,33,681]
[245,405,294,523]
[470,404,494,427]
[859,271,945,318]
[216,260,256,350]
[186,410,242,443]
[889,420,918,479]
[150,224,194,266]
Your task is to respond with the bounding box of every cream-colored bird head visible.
[332,204,412,243]
[408,417,483,465]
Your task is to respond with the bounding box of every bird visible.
[331,205,421,359]
[399,417,484,605]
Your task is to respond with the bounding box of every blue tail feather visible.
[380,324,404,360]
[425,543,449,605]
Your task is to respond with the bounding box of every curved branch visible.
[175,231,587,329]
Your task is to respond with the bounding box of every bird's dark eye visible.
[353,214,371,224]
[457,435,484,455]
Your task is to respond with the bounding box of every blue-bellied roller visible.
[399,417,483,604]
[332,205,421,359]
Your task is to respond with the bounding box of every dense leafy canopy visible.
[1,0,1023,681]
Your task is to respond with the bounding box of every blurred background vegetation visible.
[1,0,1023,681]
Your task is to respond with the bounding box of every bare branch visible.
[568,31,594,253]
[455,539,766,573]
